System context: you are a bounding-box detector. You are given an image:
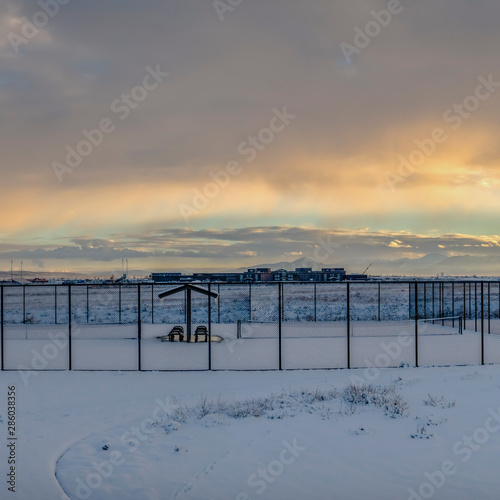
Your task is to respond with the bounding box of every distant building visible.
[320,268,346,281]
[272,269,295,281]
[150,267,355,283]
[151,273,182,283]
[345,274,368,281]
[244,268,274,282]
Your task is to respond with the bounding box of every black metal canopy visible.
[158,284,217,342]
[158,284,218,299]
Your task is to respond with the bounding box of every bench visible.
[194,325,209,342]
[155,326,185,342]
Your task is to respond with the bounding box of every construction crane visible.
[362,263,372,275]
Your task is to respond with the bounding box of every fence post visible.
[249,283,252,322]
[439,282,443,322]
[217,284,220,323]
[86,285,89,324]
[475,282,478,332]
[432,283,435,319]
[68,284,72,370]
[481,282,484,365]
[414,282,418,367]
[378,282,381,321]
[488,282,491,334]
[314,283,317,322]
[452,282,455,328]
[278,282,282,370]
[55,285,58,324]
[138,284,142,371]
[1,286,4,371]
[119,285,122,324]
[469,282,471,320]
[208,283,212,370]
[346,282,350,369]
[408,283,411,320]
[423,283,426,320]
[463,282,466,331]
[23,285,26,324]
[151,284,154,324]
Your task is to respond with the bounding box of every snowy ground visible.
[2,366,500,499]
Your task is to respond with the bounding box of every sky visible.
[1,0,500,276]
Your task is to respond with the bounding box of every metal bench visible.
[194,325,209,342]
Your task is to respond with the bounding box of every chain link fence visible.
[1,281,499,371]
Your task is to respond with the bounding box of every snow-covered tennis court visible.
[4,319,500,372]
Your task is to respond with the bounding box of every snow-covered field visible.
[2,282,499,326]
[2,366,500,499]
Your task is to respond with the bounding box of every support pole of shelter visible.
[68,284,72,371]
[481,282,484,365]
[138,284,142,371]
[186,287,192,343]
[347,282,350,369]
[208,284,212,370]
[1,286,3,371]
[414,281,418,368]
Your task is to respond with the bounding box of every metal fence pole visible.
[423,283,427,320]
[151,284,154,324]
[452,282,455,328]
[314,283,317,322]
[415,282,419,367]
[408,283,411,319]
[217,284,220,323]
[475,282,478,332]
[55,285,58,324]
[432,283,435,320]
[463,282,466,330]
[378,282,381,321]
[347,282,350,369]
[488,282,491,334]
[138,284,142,371]
[469,282,471,320]
[68,284,72,370]
[282,283,286,322]
[439,282,443,323]
[1,286,4,371]
[119,284,122,324]
[249,283,252,322]
[481,282,484,365]
[278,282,282,370]
[23,285,26,324]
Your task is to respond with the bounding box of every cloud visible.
[1,1,500,273]
[1,227,500,275]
